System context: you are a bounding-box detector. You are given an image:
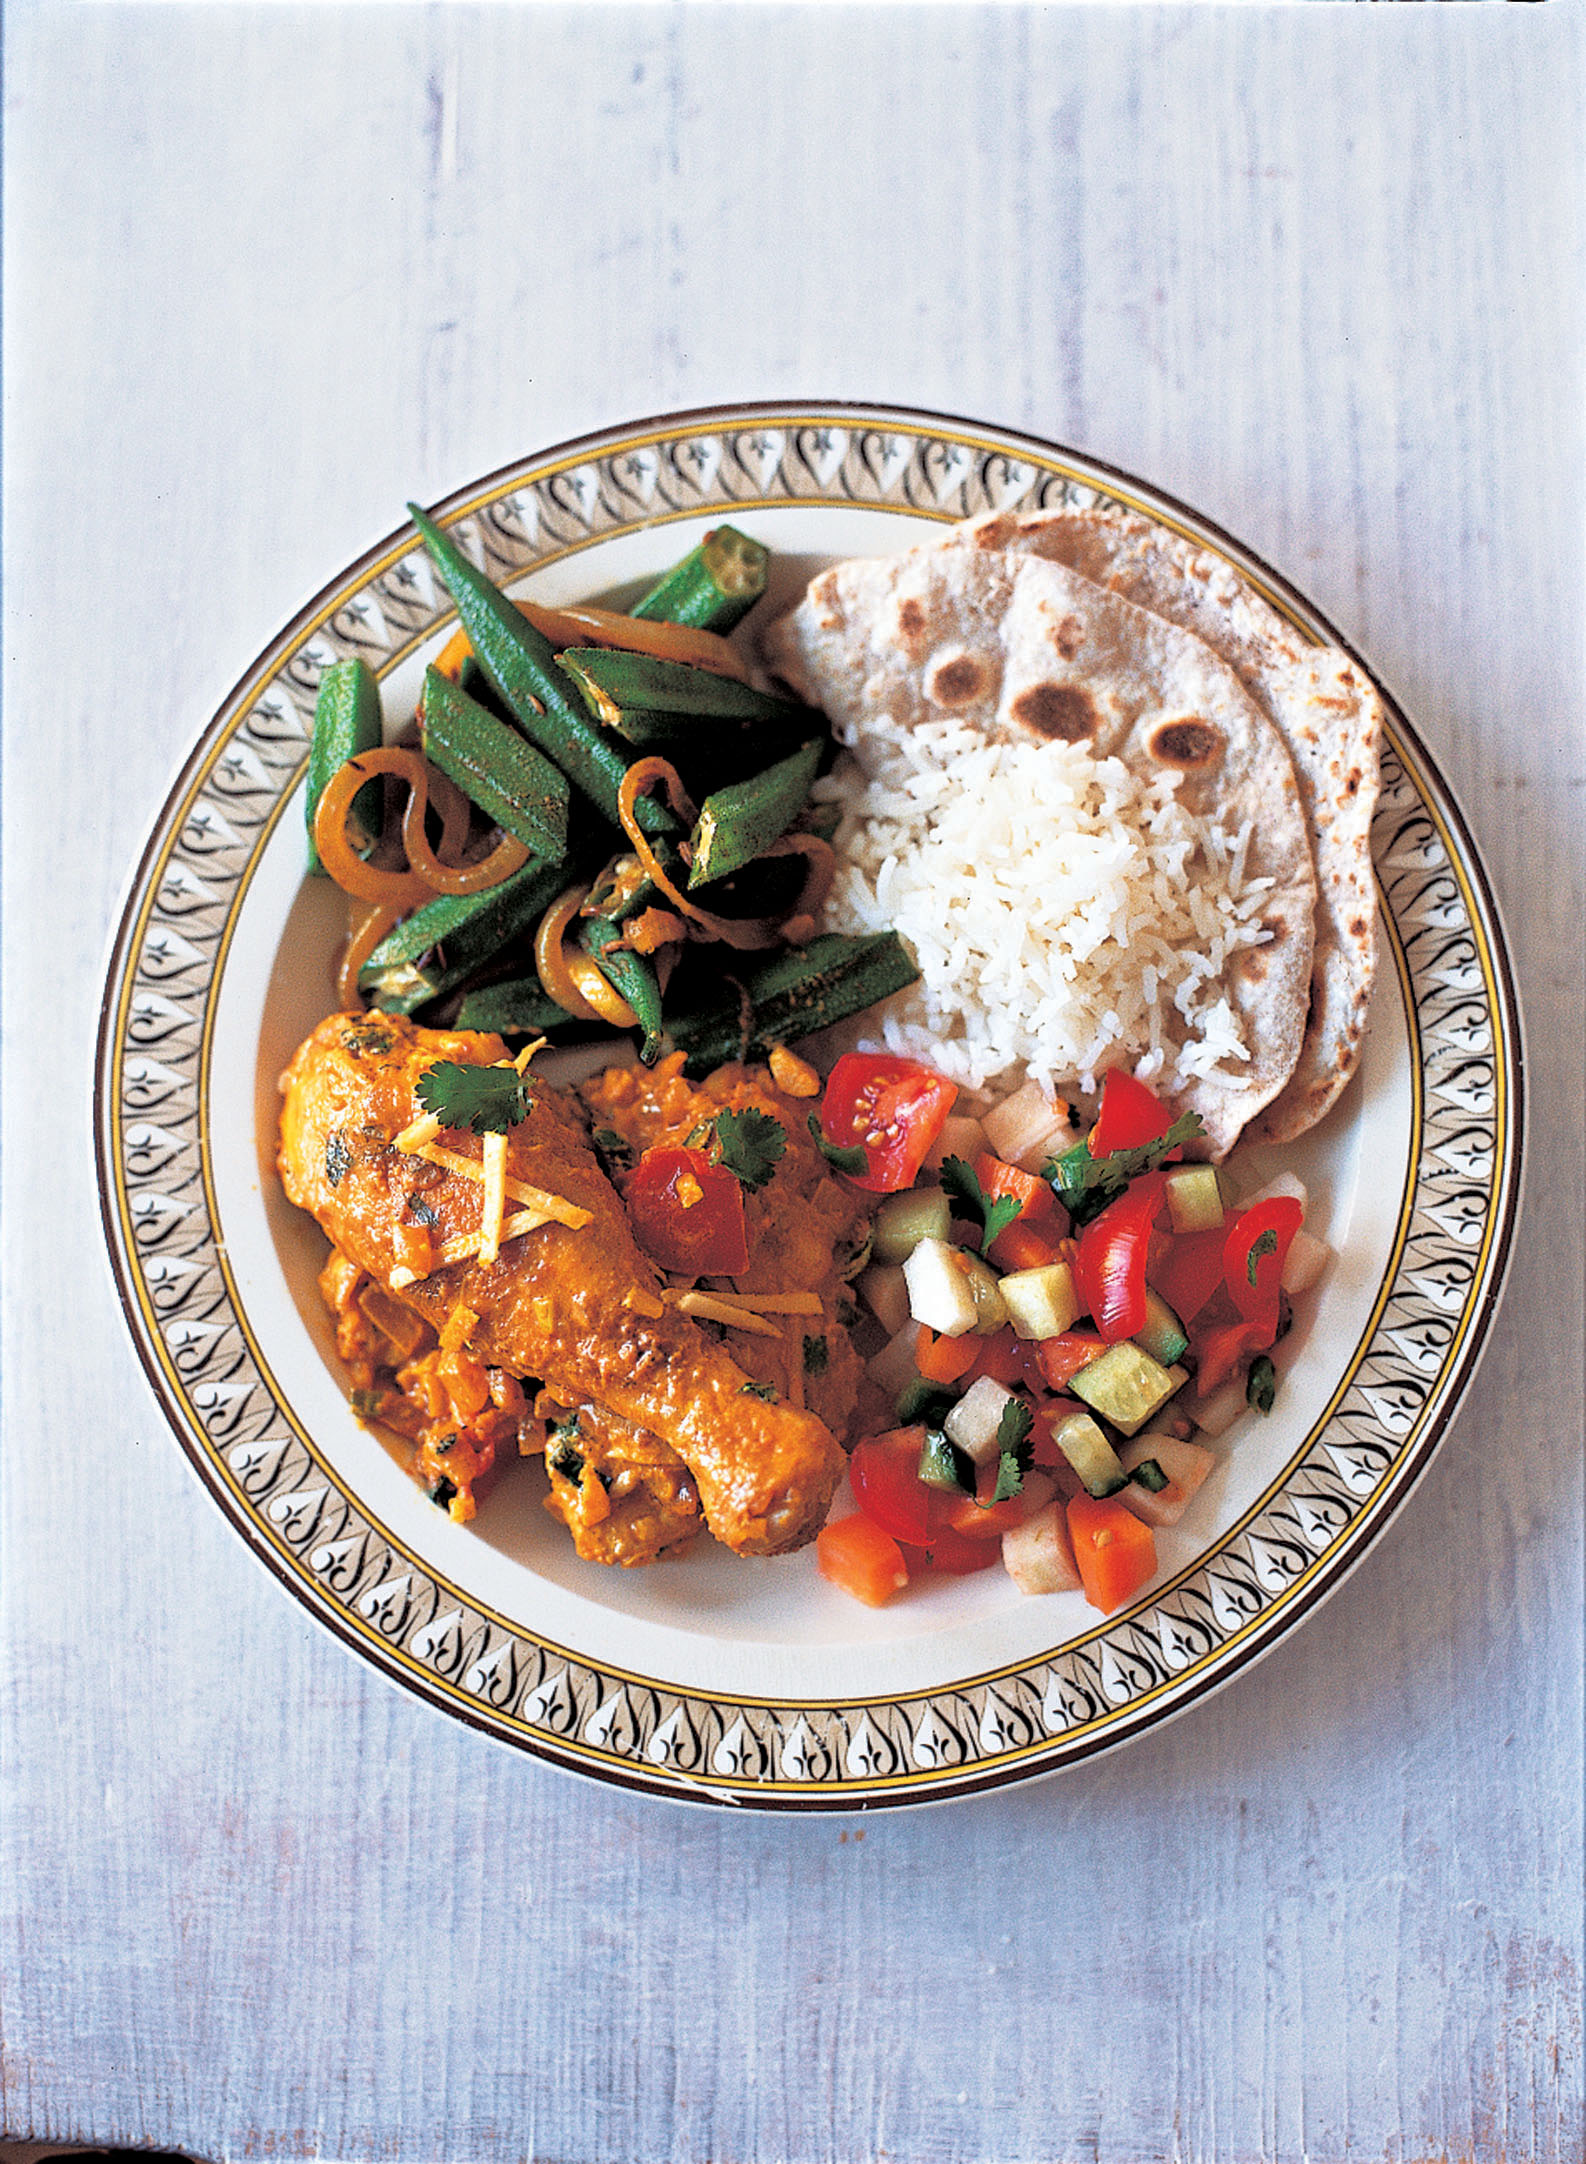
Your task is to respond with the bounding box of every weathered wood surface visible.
[3,5,1581,2159]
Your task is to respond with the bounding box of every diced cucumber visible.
[998,1260,1080,1343]
[981,1079,1075,1173]
[866,1322,923,1399]
[1048,1410,1129,1498]
[902,1236,979,1337]
[1116,1433,1215,1527]
[857,1262,912,1339]
[917,1429,972,1494]
[871,1187,953,1265]
[1132,1287,1189,1367]
[1002,1500,1084,1596]
[1068,1342,1187,1437]
[943,1375,1020,1466]
[895,1378,958,1429]
[1164,1164,1226,1234]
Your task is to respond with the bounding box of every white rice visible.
[813,715,1276,1100]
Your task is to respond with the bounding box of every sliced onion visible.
[431,602,749,682]
[533,885,637,1028]
[338,901,400,1009]
[313,755,434,909]
[616,760,783,953]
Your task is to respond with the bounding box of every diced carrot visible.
[816,1514,911,1607]
[1067,1494,1159,1614]
[915,1324,981,1385]
[966,1326,1037,1391]
[1035,1330,1109,1389]
[988,1219,1066,1273]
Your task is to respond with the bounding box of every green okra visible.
[421,667,568,859]
[629,525,768,633]
[305,658,383,874]
[688,740,823,890]
[406,501,673,839]
[665,932,919,1074]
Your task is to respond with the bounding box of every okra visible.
[555,647,817,728]
[629,525,768,633]
[406,503,673,838]
[421,667,569,858]
[666,932,919,1074]
[577,916,666,1064]
[688,739,823,889]
[305,658,383,874]
[454,977,576,1035]
[359,856,565,1013]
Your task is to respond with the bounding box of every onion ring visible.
[338,900,401,1009]
[615,760,784,952]
[432,603,749,683]
[533,886,638,1029]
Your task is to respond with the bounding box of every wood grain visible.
[3,4,1581,2159]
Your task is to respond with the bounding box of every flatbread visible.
[939,508,1383,1144]
[764,544,1319,1158]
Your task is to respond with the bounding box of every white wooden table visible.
[4,6,1581,2159]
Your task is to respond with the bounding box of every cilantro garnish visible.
[939,1155,1023,1255]
[1245,1228,1278,1286]
[1044,1109,1206,1225]
[740,1378,778,1402]
[989,1396,1035,1505]
[415,1061,535,1135]
[802,1334,829,1376]
[325,1130,353,1189]
[1246,1355,1277,1413]
[711,1108,787,1192]
[404,1191,438,1228]
[806,1112,867,1175]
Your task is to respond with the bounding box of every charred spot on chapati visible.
[925,648,996,709]
[1009,682,1098,742]
[1148,715,1224,770]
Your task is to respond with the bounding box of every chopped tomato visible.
[1089,1070,1173,1156]
[1035,1330,1109,1390]
[898,1527,1003,1577]
[817,1514,910,1606]
[626,1146,748,1275]
[849,1426,936,1547]
[1074,1172,1166,1342]
[820,1054,957,1193]
[1067,1493,1159,1613]
[915,1325,981,1386]
[968,1152,1068,1269]
[1190,1315,1272,1396]
[1149,1225,1229,1326]
[1223,1196,1304,1335]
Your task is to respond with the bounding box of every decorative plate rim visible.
[94,400,1525,1809]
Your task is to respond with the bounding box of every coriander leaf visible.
[740,1378,778,1402]
[990,1452,1025,1506]
[1044,1109,1206,1224]
[807,1111,867,1175]
[416,1060,534,1135]
[989,1395,1035,1505]
[940,1155,1024,1256]
[1246,1355,1277,1413]
[349,1388,382,1419]
[712,1108,787,1192]
[1245,1227,1278,1286]
[404,1191,439,1228]
[590,1127,634,1172]
[325,1130,353,1189]
[802,1333,829,1375]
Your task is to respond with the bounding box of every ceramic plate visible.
[96,403,1523,1809]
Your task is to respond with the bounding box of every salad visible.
[813,1062,1329,1615]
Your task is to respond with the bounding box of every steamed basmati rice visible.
[814,715,1277,1099]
